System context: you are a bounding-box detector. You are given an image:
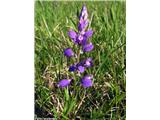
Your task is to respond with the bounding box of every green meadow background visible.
[35,1,126,119]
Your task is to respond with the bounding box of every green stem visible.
[77,46,81,63]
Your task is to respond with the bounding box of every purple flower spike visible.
[82,42,94,52]
[85,30,93,38]
[58,79,71,88]
[81,75,93,87]
[84,58,93,68]
[78,66,85,73]
[58,5,94,89]
[64,48,74,57]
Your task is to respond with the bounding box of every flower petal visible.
[85,30,93,38]
[79,5,88,21]
[76,34,84,44]
[64,48,74,57]
[81,75,93,87]
[78,66,85,73]
[83,42,94,52]
[84,57,93,68]
[82,36,87,45]
[58,79,71,88]
[68,30,77,41]
[78,19,89,32]
[69,65,77,72]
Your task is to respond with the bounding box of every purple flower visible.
[81,30,93,45]
[84,58,93,68]
[64,48,74,57]
[69,65,77,72]
[78,19,89,32]
[68,31,88,45]
[58,79,71,88]
[69,63,85,73]
[76,34,84,44]
[68,30,85,45]
[78,5,89,32]
[79,5,88,21]
[82,42,94,52]
[68,29,93,46]
[81,75,93,87]
[68,30,78,44]
[77,66,85,73]
[84,30,93,38]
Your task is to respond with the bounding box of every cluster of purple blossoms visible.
[58,5,94,88]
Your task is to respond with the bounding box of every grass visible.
[35,1,126,119]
